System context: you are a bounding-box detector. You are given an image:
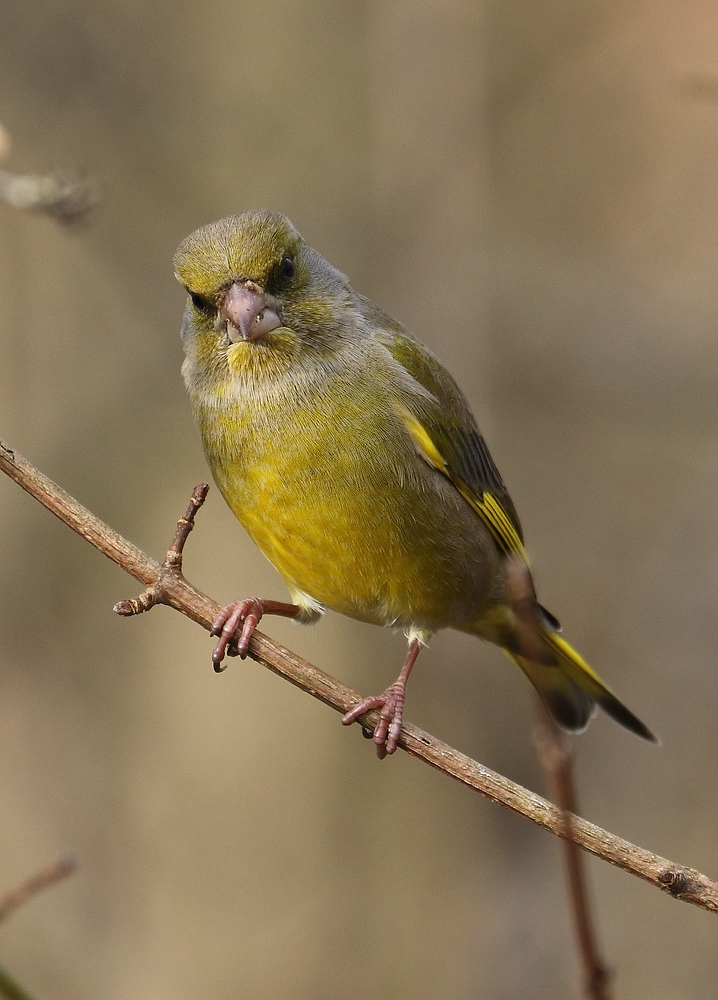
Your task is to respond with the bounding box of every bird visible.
[174,210,656,758]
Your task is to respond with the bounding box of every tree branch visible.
[1,439,717,914]
[0,857,77,1000]
[534,702,612,999]
[0,856,77,924]
[0,123,101,224]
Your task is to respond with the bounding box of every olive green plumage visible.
[175,210,656,744]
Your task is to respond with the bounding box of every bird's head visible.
[174,211,352,368]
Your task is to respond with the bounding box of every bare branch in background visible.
[535,702,612,1000]
[0,122,101,224]
[0,123,10,163]
[0,857,77,1000]
[677,67,718,101]
[1,439,717,915]
[0,856,77,925]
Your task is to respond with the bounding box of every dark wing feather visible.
[373,325,525,556]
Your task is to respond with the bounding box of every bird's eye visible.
[189,291,213,313]
[280,256,295,279]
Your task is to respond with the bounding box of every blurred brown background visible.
[0,1,716,997]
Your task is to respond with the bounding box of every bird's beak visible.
[220,282,282,342]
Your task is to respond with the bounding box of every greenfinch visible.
[174,211,656,757]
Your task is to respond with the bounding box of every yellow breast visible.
[188,336,499,633]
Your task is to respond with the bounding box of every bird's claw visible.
[210,597,265,671]
[342,681,406,759]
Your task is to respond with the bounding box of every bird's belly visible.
[210,431,500,633]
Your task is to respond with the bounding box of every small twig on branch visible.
[0,856,77,924]
[534,702,611,1000]
[113,483,210,617]
[1,440,717,914]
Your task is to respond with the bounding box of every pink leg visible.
[211,598,300,671]
[341,638,422,759]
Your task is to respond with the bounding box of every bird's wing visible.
[375,328,526,560]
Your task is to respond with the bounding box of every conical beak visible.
[220,282,282,342]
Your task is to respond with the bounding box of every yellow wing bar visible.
[465,489,526,557]
[395,403,527,560]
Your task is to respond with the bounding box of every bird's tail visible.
[508,628,657,742]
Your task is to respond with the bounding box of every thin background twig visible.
[0,856,77,925]
[0,857,77,1000]
[534,700,612,999]
[0,121,100,223]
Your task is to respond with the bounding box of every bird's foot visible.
[341,638,422,759]
[210,598,300,671]
[342,679,407,759]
